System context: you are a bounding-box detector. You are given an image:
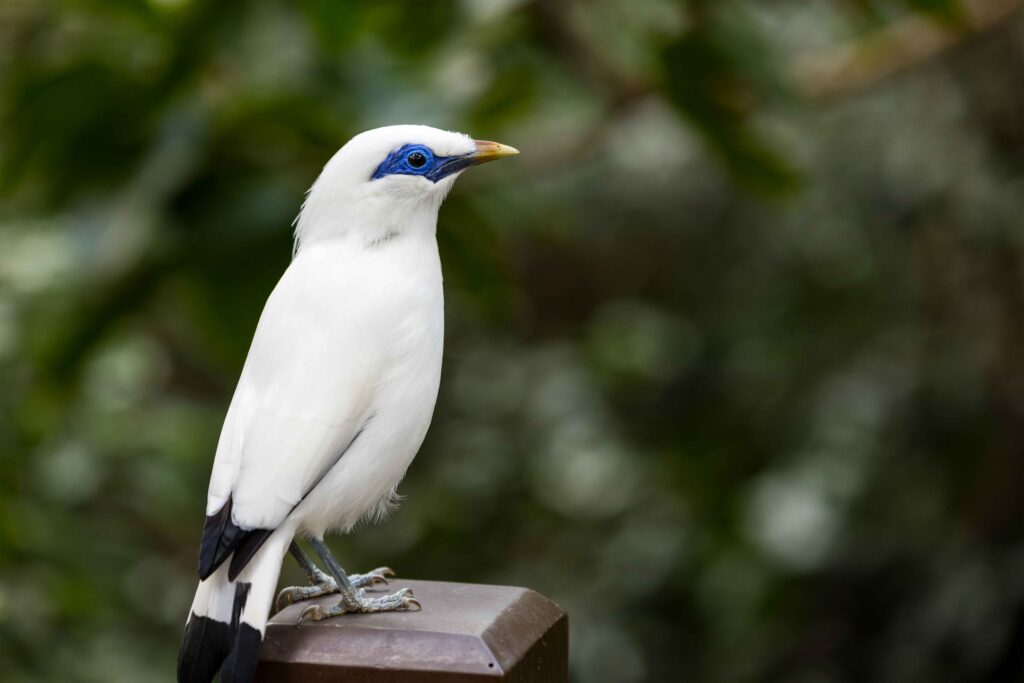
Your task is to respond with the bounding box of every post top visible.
[257,579,568,682]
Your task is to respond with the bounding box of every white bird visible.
[177,125,518,683]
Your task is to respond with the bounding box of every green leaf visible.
[659,31,798,195]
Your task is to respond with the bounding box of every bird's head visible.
[294,125,518,250]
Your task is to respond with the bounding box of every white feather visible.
[206,124,465,537]
[183,125,495,682]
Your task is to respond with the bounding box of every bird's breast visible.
[372,245,445,385]
[302,237,445,392]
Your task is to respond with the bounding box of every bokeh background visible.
[2,0,1024,681]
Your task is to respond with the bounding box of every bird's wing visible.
[199,254,385,578]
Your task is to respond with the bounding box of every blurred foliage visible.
[1,0,1024,681]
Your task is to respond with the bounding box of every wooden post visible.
[255,579,568,682]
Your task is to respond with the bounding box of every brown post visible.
[255,579,569,682]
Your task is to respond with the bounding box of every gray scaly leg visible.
[276,541,394,611]
[297,538,419,622]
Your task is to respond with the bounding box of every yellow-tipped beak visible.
[471,140,519,165]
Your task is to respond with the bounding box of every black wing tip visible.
[197,497,273,581]
[198,497,234,580]
[227,529,273,581]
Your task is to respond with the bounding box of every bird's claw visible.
[296,587,421,623]
[298,603,327,623]
[276,575,339,611]
[349,566,395,590]
[277,567,397,611]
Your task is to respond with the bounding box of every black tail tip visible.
[219,622,262,683]
[179,581,263,683]
[178,613,264,683]
[178,613,227,683]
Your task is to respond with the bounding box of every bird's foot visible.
[299,587,421,621]
[276,567,395,610]
[276,568,337,610]
[349,566,396,590]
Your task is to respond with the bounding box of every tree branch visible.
[794,0,1024,99]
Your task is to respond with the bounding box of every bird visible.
[176,125,518,683]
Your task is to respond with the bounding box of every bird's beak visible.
[471,140,519,166]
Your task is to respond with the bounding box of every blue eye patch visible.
[371,144,474,183]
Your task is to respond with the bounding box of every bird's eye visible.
[407,151,427,169]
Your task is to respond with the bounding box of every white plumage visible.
[208,125,469,532]
[178,125,517,683]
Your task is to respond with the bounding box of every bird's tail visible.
[177,530,290,683]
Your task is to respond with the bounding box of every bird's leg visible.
[297,538,419,622]
[276,542,395,611]
[293,541,395,589]
[291,541,334,585]
[275,542,338,610]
